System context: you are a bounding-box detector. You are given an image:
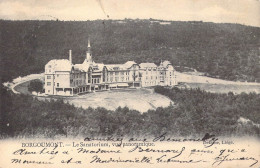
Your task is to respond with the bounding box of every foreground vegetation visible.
[0,85,259,138]
[1,19,260,84]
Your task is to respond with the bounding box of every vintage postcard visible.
[0,0,260,167]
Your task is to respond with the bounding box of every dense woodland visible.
[1,85,259,138]
[1,19,260,83]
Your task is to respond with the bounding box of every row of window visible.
[144,70,157,74]
[144,81,157,85]
[109,76,130,82]
[144,68,157,71]
[109,71,130,76]
[73,80,85,86]
[47,82,60,87]
[47,73,175,86]
[92,78,100,84]
[47,71,173,80]
[47,78,175,87]
[47,74,61,79]
[144,76,157,80]
[72,73,85,79]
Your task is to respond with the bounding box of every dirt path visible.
[3,73,44,94]
[176,72,260,86]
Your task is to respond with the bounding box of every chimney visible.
[69,50,72,64]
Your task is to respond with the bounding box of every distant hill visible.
[1,19,260,83]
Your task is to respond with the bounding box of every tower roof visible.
[88,39,91,48]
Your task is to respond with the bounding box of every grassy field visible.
[59,89,172,113]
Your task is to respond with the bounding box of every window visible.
[121,72,124,75]
[121,77,124,81]
[48,65,51,68]
[57,83,59,87]
[47,75,51,79]
[48,90,50,93]
[103,72,106,82]
[57,74,59,77]
[115,72,119,76]
[47,82,51,86]
[49,69,51,73]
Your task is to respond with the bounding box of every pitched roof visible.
[139,63,157,69]
[74,63,90,72]
[92,63,105,71]
[46,59,72,71]
[123,61,137,69]
[105,64,124,71]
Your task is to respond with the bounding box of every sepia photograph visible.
[0,0,260,167]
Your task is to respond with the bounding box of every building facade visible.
[45,41,178,96]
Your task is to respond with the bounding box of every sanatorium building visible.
[45,41,178,96]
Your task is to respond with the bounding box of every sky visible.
[0,0,260,27]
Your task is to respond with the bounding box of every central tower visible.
[86,39,92,63]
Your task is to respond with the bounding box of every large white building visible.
[45,41,178,96]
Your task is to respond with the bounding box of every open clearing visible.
[64,89,173,113]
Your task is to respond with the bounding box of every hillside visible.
[1,19,260,83]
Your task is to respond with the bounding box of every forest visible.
[1,85,259,138]
[1,19,260,84]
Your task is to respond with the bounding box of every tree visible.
[28,80,43,94]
